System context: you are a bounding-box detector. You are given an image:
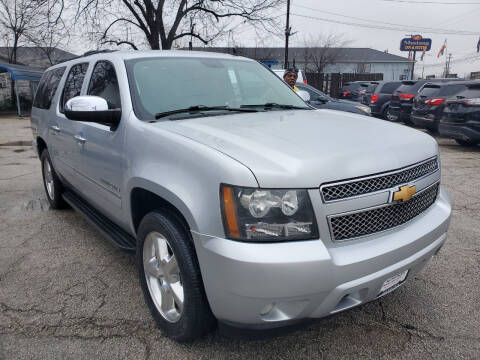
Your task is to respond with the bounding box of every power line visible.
[290,12,480,35]
[381,0,480,4]
[292,4,477,35]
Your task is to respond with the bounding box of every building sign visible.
[400,35,432,52]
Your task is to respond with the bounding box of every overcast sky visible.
[226,0,480,78]
[70,0,480,78]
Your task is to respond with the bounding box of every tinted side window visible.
[32,72,50,109]
[61,63,89,112]
[380,82,401,94]
[438,84,467,97]
[87,61,121,109]
[454,87,480,99]
[33,67,66,109]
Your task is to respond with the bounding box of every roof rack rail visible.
[54,49,118,66]
[82,49,118,57]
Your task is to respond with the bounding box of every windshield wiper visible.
[240,103,309,110]
[155,105,258,119]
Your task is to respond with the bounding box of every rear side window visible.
[33,67,66,109]
[454,87,480,99]
[61,63,89,112]
[380,82,401,94]
[438,84,467,97]
[87,61,121,109]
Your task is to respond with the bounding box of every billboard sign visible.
[400,35,432,52]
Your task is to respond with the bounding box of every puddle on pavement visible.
[0,140,32,147]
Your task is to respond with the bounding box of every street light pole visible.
[284,0,291,68]
[410,50,416,80]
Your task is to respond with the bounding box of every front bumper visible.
[193,187,451,327]
[439,122,480,142]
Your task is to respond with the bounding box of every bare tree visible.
[0,0,65,64]
[75,0,285,51]
[302,34,351,74]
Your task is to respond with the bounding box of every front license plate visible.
[378,270,409,296]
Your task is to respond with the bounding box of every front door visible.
[74,60,125,224]
[50,63,89,190]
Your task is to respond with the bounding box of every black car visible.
[364,81,402,119]
[388,79,461,124]
[297,83,371,116]
[439,81,480,146]
[360,82,380,105]
[338,81,371,102]
[411,81,470,132]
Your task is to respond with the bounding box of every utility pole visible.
[445,53,452,77]
[284,0,291,68]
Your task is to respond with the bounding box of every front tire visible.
[137,211,215,342]
[41,149,67,209]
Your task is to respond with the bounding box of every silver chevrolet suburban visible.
[30,50,451,342]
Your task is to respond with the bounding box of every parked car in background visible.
[338,81,370,101]
[411,81,470,132]
[387,79,460,124]
[272,69,307,84]
[439,81,480,146]
[366,81,402,119]
[360,82,380,105]
[297,83,371,116]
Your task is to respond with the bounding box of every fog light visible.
[260,303,275,316]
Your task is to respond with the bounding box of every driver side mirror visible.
[64,95,121,128]
[297,90,311,102]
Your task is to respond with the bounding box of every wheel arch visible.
[128,179,199,237]
[36,136,47,157]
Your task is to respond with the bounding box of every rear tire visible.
[382,106,390,120]
[455,139,479,147]
[137,211,215,342]
[386,108,399,122]
[41,149,67,209]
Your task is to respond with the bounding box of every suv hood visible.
[159,109,438,188]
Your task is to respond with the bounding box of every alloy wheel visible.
[143,231,184,323]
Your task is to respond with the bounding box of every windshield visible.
[125,57,309,120]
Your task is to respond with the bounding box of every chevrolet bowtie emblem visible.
[393,185,416,202]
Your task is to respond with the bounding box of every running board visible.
[62,190,136,252]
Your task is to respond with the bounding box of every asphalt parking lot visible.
[0,116,479,359]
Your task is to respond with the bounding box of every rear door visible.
[74,60,125,222]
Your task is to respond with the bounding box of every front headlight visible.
[221,185,319,241]
[356,105,371,115]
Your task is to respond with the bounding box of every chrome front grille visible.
[329,183,439,241]
[321,158,439,202]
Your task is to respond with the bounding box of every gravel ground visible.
[0,116,479,359]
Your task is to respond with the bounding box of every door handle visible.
[49,125,60,134]
[73,134,87,144]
